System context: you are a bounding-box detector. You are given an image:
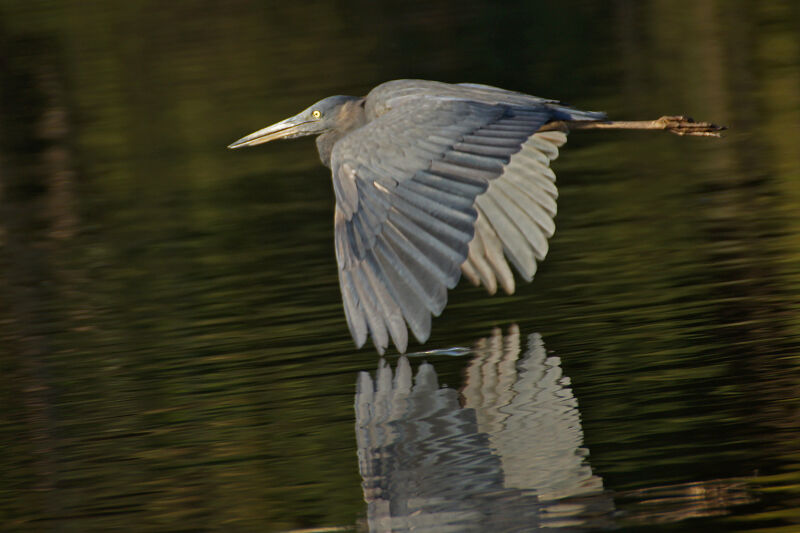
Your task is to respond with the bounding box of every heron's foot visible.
[656,115,726,137]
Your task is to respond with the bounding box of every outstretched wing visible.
[331,94,590,354]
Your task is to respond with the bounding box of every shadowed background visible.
[1,1,799,531]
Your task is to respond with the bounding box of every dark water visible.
[2,1,800,531]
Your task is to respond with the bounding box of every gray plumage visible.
[229,79,607,354]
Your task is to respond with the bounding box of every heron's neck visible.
[316,98,367,168]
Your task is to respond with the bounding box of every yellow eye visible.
[312,110,322,119]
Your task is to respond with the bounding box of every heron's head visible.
[228,95,362,149]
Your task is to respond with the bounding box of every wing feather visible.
[491,180,550,260]
[398,178,477,212]
[372,241,435,341]
[350,265,389,353]
[499,176,556,237]
[381,220,459,296]
[388,194,473,248]
[475,193,538,280]
[360,255,408,353]
[393,183,476,234]
[452,142,516,157]
[413,170,487,198]
[463,224,498,294]
[462,134,523,147]
[472,210,515,294]
[338,267,368,347]
[374,242,443,315]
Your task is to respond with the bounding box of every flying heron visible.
[229,79,723,354]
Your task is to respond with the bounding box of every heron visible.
[229,79,723,354]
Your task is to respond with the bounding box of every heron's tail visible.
[549,104,607,122]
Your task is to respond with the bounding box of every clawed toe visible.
[656,115,726,137]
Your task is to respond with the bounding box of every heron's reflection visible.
[355,325,613,532]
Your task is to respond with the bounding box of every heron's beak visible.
[227,114,309,149]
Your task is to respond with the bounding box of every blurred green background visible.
[1,1,800,531]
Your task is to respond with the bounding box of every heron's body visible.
[229,79,722,354]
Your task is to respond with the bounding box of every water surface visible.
[1,1,800,531]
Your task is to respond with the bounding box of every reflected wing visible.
[331,98,576,353]
[463,326,605,499]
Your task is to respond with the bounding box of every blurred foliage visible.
[1,0,800,531]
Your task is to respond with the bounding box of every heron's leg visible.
[540,116,726,137]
